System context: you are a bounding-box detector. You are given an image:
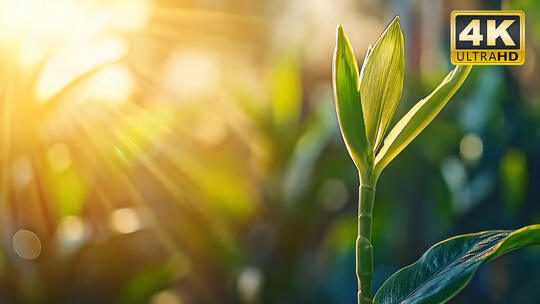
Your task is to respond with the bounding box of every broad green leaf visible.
[333,25,372,175]
[374,65,472,175]
[374,224,540,304]
[360,16,404,151]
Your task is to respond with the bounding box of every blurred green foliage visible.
[0,0,539,303]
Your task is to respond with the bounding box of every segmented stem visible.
[357,184,375,304]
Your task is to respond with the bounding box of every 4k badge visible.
[451,10,525,65]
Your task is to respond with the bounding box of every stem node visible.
[357,184,375,304]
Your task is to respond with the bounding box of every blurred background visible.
[0,0,539,303]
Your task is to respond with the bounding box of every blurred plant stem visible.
[357,182,376,304]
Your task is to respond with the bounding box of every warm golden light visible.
[0,0,149,64]
[88,64,135,106]
[0,0,269,302]
[110,208,142,234]
[0,0,536,302]
[11,156,33,188]
[35,38,128,103]
[161,49,220,101]
[47,142,72,172]
[56,215,87,243]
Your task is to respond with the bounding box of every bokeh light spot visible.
[88,64,135,106]
[237,267,263,303]
[12,230,42,260]
[56,215,87,243]
[47,142,72,172]
[162,49,220,100]
[150,290,183,304]
[460,133,483,163]
[318,179,349,212]
[11,156,33,188]
[110,208,142,234]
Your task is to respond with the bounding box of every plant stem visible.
[357,183,375,304]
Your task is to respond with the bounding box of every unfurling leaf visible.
[333,18,471,183]
[374,224,540,304]
[332,25,372,177]
[360,16,404,152]
[374,65,472,175]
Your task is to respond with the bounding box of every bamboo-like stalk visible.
[357,183,375,304]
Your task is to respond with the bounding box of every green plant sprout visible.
[333,16,540,304]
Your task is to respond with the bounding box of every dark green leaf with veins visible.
[374,224,540,304]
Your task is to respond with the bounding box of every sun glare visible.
[0,0,264,302]
[0,0,153,254]
[0,0,149,46]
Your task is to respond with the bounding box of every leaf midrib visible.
[395,232,508,304]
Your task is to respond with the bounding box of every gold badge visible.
[451,10,525,65]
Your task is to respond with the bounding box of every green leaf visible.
[374,224,540,304]
[360,16,404,151]
[374,65,472,175]
[332,25,372,176]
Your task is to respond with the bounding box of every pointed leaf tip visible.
[336,25,347,48]
[360,17,405,152]
[336,24,344,35]
[332,25,372,179]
